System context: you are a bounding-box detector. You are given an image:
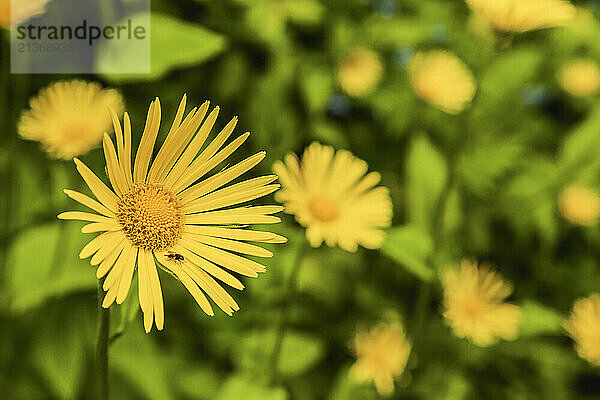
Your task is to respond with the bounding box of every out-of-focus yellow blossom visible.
[0,0,50,28]
[409,50,476,114]
[557,58,600,97]
[441,260,521,347]
[273,142,393,252]
[558,185,600,226]
[350,322,411,396]
[18,80,124,160]
[465,0,576,33]
[564,293,600,366]
[337,48,383,97]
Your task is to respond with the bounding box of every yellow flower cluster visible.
[558,185,600,226]
[441,260,521,347]
[557,59,600,97]
[350,322,411,396]
[565,294,600,366]
[465,0,576,33]
[409,50,477,114]
[18,80,124,160]
[337,48,383,97]
[274,142,393,252]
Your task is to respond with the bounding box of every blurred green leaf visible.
[233,329,325,378]
[458,137,524,196]
[414,365,470,400]
[216,375,288,400]
[299,64,334,113]
[282,0,325,25]
[30,300,94,400]
[364,16,433,48]
[519,300,564,337]
[558,103,600,183]
[98,13,226,82]
[7,223,96,312]
[329,366,378,400]
[406,133,448,233]
[175,364,222,400]
[111,325,175,400]
[381,225,435,281]
[310,119,349,148]
[478,47,543,103]
[110,278,139,341]
[277,331,326,377]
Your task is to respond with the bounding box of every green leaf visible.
[519,300,564,337]
[232,329,325,378]
[329,366,378,400]
[110,278,140,341]
[458,137,524,196]
[282,0,324,25]
[7,222,96,312]
[478,47,543,103]
[111,325,175,400]
[30,300,95,400]
[363,16,433,48]
[413,366,470,400]
[558,103,600,182]
[299,65,334,113]
[98,13,226,82]
[310,119,349,149]
[381,225,435,281]
[175,365,221,400]
[216,375,288,400]
[406,134,448,233]
[277,331,326,377]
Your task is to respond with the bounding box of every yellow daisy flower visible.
[350,322,411,396]
[58,95,286,332]
[273,142,393,252]
[18,80,124,160]
[409,50,476,114]
[337,47,384,97]
[558,185,600,226]
[0,0,49,28]
[564,293,600,366]
[557,58,600,97]
[465,0,576,33]
[441,260,521,347]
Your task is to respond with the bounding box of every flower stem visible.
[269,241,306,385]
[96,280,110,400]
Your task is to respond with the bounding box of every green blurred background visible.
[2,0,600,398]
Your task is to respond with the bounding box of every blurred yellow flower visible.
[0,0,50,28]
[465,0,576,33]
[350,322,411,396]
[564,293,600,366]
[441,260,521,347]
[558,185,600,226]
[557,58,600,97]
[18,80,124,160]
[273,142,393,252]
[59,95,285,332]
[409,50,476,114]
[337,48,383,97]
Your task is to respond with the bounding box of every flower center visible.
[63,123,93,142]
[463,298,483,318]
[308,196,339,222]
[117,183,184,251]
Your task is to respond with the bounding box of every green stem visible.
[269,242,306,385]
[96,280,110,400]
